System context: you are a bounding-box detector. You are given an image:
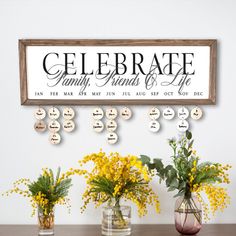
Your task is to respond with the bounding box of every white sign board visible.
[19,40,216,105]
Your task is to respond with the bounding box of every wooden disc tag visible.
[63,120,75,132]
[34,108,46,120]
[106,108,118,120]
[149,120,160,132]
[120,107,132,120]
[107,132,118,144]
[149,107,160,120]
[49,133,61,145]
[178,107,189,120]
[177,120,189,132]
[93,120,104,133]
[34,120,47,132]
[163,107,175,120]
[106,120,118,132]
[191,107,203,120]
[92,107,104,120]
[48,107,60,120]
[63,107,75,120]
[48,120,61,132]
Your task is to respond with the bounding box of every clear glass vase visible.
[102,205,131,236]
[175,194,202,235]
[38,207,55,235]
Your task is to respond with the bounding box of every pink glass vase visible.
[174,194,202,235]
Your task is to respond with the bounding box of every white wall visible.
[0,0,235,224]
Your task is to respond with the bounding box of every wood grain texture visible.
[22,99,215,106]
[0,224,234,236]
[19,39,217,105]
[19,39,217,46]
[19,40,28,105]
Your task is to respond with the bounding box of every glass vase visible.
[102,205,131,236]
[175,194,202,235]
[38,207,55,235]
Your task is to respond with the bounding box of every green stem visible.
[182,197,202,228]
[176,194,202,230]
[114,199,126,227]
[182,199,188,231]
[188,197,202,224]
[176,191,191,212]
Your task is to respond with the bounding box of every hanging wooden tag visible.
[92,107,104,120]
[149,107,160,120]
[49,133,61,145]
[178,107,189,120]
[177,120,189,132]
[106,108,118,120]
[34,107,46,120]
[191,107,203,120]
[106,120,118,132]
[34,120,47,132]
[120,107,132,120]
[48,120,61,132]
[107,132,118,144]
[63,107,75,120]
[63,120,75,132]
[163,107,175,120]
[93,120,104,133]
[149,120,160,132]
[48,107,60,120]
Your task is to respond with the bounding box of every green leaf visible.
[168,186,177,192]
[149,163,156,169]
[165,168,177,187]
[183,148,189,157]
[174,191,185,198]
[198,162,212,169]
[179,181,186,190]
[49,169,54,185]
[153,158,164,171]
[165,178,171,187]
[169,168,177,179]
[140,155,151,165]
[56,167,61,183]
[170,178,179,188]
[28,168,72,206]
[188,151,192,157]
[188,140,194,149]
[186,130,192,140]
[165,165,173,172]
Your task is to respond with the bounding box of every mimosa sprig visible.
[79,151,160,217]
[3,167,82,216]
[140,131,231,221]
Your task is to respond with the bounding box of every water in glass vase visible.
[175,209,202,235]
[102,206,131,236]
[174,194,202,235]
[38,207,55,235]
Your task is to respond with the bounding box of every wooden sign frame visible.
[19,39,216,105]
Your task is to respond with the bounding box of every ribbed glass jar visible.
[102,205,131,236]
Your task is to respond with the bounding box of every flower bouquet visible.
[141,131,231,235]
[79,151,160,236]
[4,167,79,235]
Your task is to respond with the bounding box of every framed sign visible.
[19,39,216,105]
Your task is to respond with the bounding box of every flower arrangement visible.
[79,151,160,216]
[140,131,231,222]
[3,167,82,234]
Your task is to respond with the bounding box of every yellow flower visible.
[4,168,75,217]
[187,158,231,221]
[79,151,160,216]
[194,184,230,221]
